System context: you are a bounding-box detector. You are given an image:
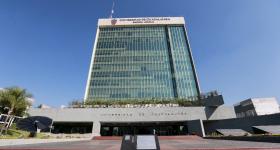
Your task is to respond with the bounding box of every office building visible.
[84,17,200,100]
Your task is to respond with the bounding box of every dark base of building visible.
[101,122,187,136]
[52,121,188,136]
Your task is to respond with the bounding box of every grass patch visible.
[0,124,50,139]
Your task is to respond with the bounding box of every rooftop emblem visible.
[111,19,117,25]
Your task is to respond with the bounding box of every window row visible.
[92,64,170,72]
[94,56,168,63]
[92,71,172,79]
[90,78,173,86]
[96,38,167,50]
[99,31,165,38]
[95,50,165,56]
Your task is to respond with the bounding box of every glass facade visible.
[168,27,198,98]
[86,24,199,100]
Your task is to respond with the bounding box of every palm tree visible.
[0,87,32,134]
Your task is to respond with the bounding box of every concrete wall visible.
[234,98,280,118]
[204,113,280,134]
[29,106,235,122]
[29,107,207,122]
[205,106,236,120]
[253,98,280,116]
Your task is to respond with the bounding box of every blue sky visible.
[0,0,279,107]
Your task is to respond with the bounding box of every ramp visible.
[252,125,280,134]
[216,129,250,136]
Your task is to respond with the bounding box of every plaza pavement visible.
[0,138,90,147]
[0,136,280,150]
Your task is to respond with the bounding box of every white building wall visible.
[252,97,280,116]
[98,17,185,27]
[28,106,236,123]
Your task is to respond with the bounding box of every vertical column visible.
[84,27,100,101]
[92,121,101,136]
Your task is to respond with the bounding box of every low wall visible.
[205,136,280,143]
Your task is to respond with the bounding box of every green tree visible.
[0,87,32,116]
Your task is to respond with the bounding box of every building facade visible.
[26,17,280,137]
[84,17,200,100]
[28,105,236,136]
[234,97,280,118]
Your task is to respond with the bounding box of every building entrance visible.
[52,122,93,134]
[100,121,187,136]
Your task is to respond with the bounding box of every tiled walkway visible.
[1,136,280,150]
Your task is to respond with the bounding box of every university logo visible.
[111,19,117,25]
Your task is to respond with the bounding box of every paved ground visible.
[0,138,90,147]
[1,136,280,150]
